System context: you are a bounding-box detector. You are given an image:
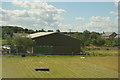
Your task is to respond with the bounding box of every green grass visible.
[0,56,2,79]
[83,47,118,56]
[0,40,7,45]
[2,55,118,78]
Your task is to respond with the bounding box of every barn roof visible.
[28,32,80,41]
[28,32,56,38]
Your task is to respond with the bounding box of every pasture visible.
[84,47,118,56]
[0,56,2,79]
[2,55,118,78]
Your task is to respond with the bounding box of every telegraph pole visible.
[69,29,72,33]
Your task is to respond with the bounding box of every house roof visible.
[102,32,116,36]
[28,32,56,38]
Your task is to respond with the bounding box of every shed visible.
[28,32,81,55]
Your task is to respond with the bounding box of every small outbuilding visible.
[28,32,81,55]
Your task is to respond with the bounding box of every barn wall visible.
[53,46,80,55]
[33,33,81,54]
[33,46,53,54]
[33,33,80,46]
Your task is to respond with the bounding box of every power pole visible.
[69,29,72,33]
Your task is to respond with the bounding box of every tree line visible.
[65,30,119,47]
[2,26,60,39]
[2,26,119,47]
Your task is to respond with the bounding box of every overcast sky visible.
[1,1,118,33]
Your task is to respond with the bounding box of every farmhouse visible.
[102,32,117,39]
[28,32,81,55]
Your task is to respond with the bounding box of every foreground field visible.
[0,56,2,79]
[2,55,118,78]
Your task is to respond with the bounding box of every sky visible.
[0,1,118,33]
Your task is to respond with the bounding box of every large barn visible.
[28,32,81,55]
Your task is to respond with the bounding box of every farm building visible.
[28,32,81,55]
[102,32,117,39]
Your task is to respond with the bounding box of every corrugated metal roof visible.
[28,32,81,41]
[28,32,56,38]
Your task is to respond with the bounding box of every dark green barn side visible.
[29,32,81,55]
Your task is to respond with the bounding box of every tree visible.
[93,38,105,46]
[83,30,90,38]
[47,30,54,32]
[27,29,35,34]
[82,30,91,46]
[36,30,39,32]
[2,26,14,39]
[8,35,35,54]
[90,32,100,39]
[38,29,46,32]
[114,38,120,46]
[24,28,28,33]
[56,29,60,32]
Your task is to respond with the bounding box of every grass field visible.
[0,56,2,79]
[84,47,118,56]
[1,55,118,78]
